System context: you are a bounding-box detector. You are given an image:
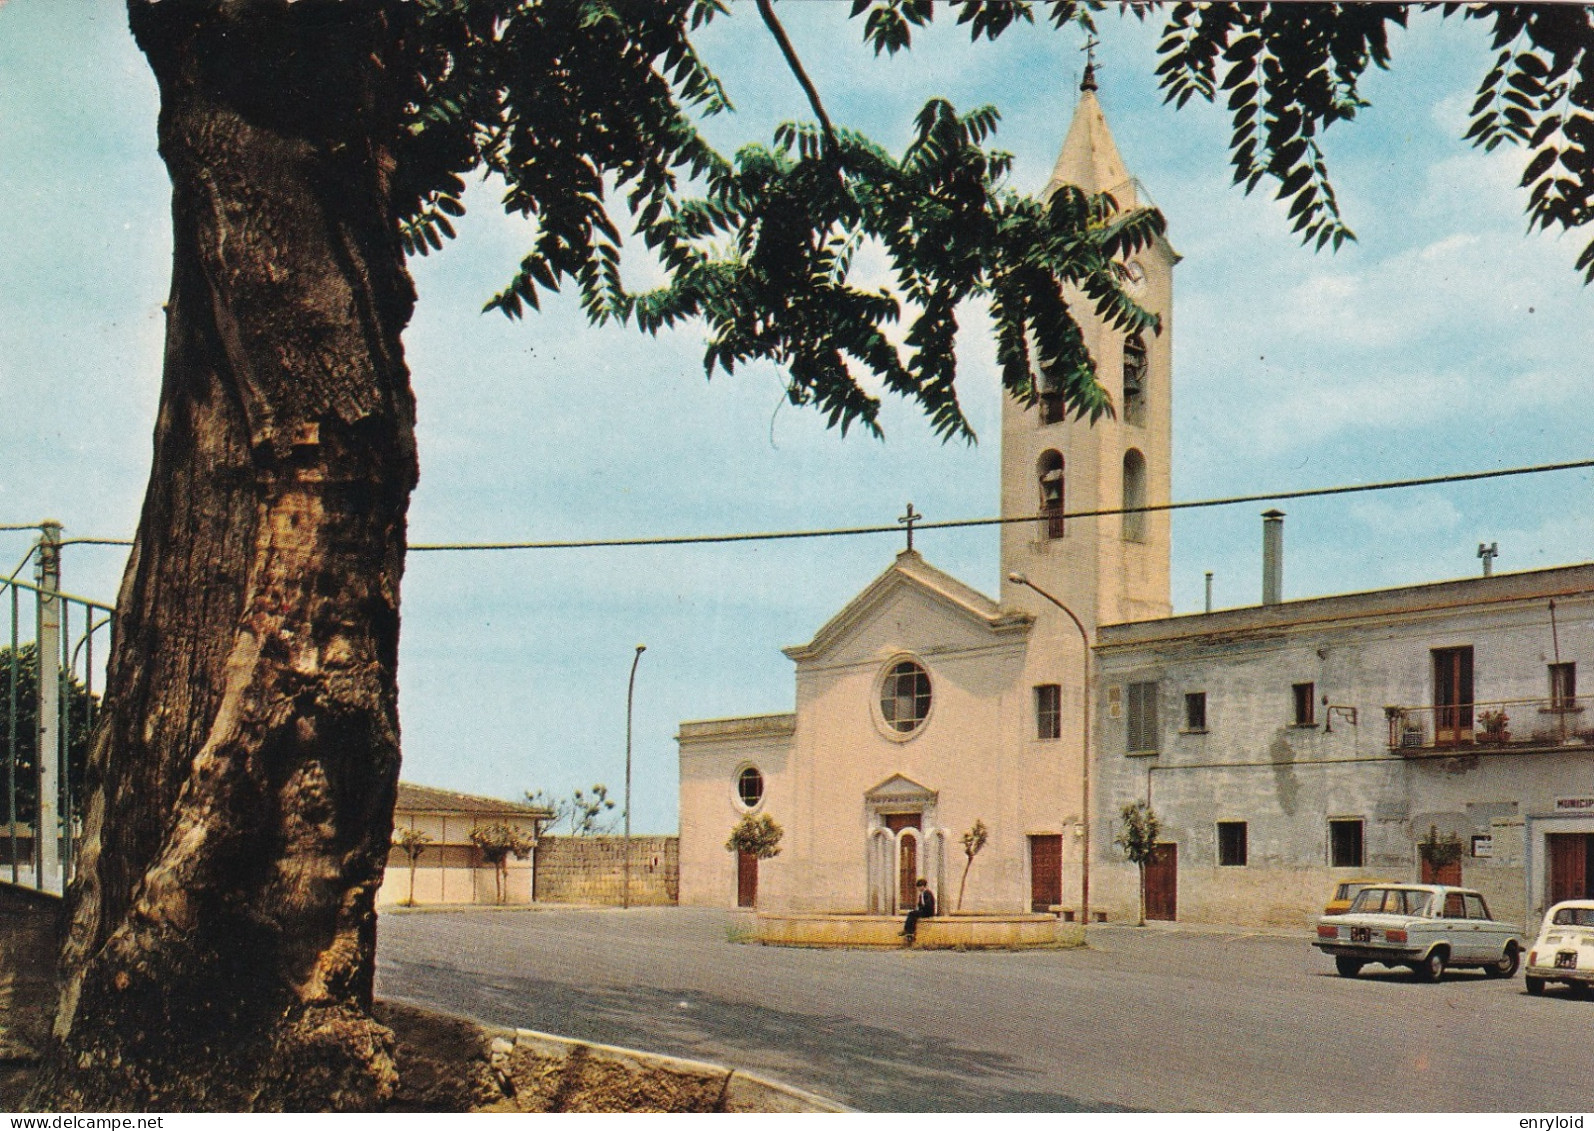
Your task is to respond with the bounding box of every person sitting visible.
[900,878,936,941]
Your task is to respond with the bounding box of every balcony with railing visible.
[1384,695,1594,754]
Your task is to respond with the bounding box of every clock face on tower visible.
[1122,260,1147,289]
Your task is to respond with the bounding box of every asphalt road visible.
[375,907,1591,1113]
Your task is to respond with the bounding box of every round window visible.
[736,766,764,809]
[880,659,932,733]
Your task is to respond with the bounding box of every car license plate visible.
[1556,951,1578,970]
[1350,927,1371,943]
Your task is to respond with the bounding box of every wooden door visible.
[885,813,922,910]
[1145,843,1177,921]
[1548,833,1593,905]
[1432,646,1474,746]
[1029,834,1063,912]
[1420,856,1462,885]
[736,850,757,908]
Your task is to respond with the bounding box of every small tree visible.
[726,813,783,860]
[394,828,433,907]
[1114,801,1161,926]
[956,819,989,912]
[469,823,536,905]
[527,783,618,836]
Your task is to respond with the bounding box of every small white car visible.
[1314,883,1523,981]
[1525,899,1594,997]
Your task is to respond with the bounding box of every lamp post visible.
[623,643,646,910]
[1008,572,1093,927]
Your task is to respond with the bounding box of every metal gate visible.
[1,522,115,893]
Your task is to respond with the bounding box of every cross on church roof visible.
[1081,33,1100,92]
[898,503,922,553]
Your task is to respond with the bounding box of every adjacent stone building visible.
[1092,559,1594,931]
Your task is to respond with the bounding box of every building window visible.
[1184,691,1207,732]
[1217,821,1248,867]
[1329,819,1364,868]
[1293,682,1316,726]
[1123,334,1148,427]
[1550,661,1577,709]
[736,766,764,809]
[1038,366,1066,425]
[1035,684,1062,740]
[1122,449,1147,542]
[1432,645,1474,741]
[1038,450,1065,539]
[1127,680,1159,753]
[880,659,932,733]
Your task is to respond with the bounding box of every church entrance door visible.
[885,813,922,910]
[1029,834,1062,912]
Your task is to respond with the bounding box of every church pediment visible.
[864,773,937,808]
[783,550,1031,665]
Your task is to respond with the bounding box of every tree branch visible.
[755,0,839,158]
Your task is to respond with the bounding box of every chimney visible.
[1262,509,1285,606]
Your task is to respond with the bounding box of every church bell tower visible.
[999,67,1175,633]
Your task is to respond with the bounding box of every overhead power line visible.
[6,456,1591,554]
[408,456,1594,552]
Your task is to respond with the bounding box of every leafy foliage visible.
[395,826,434,861]
[380,0,1163,444]
[1115,799,1160,925]
[469,821,536,903]
[1114,800,1160,867]
[527,782,619,836]
[1151,3,1594,278]
[726,812,784,860]
[1453,5,1594,281]
[394,827,433,906]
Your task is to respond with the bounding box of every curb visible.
[503,1028,853,1113]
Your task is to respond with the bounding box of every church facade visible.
[677,80,1176,917]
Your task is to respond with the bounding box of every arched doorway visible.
[885,814,921,910]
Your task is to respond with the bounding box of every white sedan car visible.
[1314,883,1523,981]
[1525,900,1594,997]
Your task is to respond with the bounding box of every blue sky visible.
[2,3,1590,833]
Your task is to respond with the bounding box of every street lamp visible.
[1008,572,1093,927]
[623,643,646,910]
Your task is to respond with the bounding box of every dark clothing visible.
[902,887,936,938]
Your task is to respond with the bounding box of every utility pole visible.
[623,643,646,910]
[35,520,62,892]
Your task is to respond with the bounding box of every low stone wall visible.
[534,836,678,906]
[753,912,1082,949]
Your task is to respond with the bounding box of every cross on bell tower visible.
[1080,33,1099,92]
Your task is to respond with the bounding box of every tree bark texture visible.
[37,1,417,1111]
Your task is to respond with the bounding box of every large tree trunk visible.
[36,1,416,1111]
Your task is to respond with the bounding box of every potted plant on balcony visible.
[1477,708,1510,744]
